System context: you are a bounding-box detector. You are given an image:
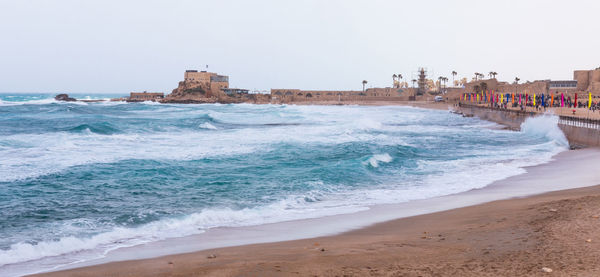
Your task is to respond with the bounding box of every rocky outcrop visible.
[161,81,216,103]
[161,80,270,104]
[54,94,76,102]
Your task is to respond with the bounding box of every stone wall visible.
[270,88,415,103]
[464,79,549,95]
[558,124,600,147]
[457,104,600,147]
[456,104,531,130]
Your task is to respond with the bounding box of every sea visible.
[0,93,569,276]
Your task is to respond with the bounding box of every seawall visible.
[456,104,600,147]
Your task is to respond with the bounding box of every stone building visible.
[574,68,600,92]
[184,70,229,93]
[128,91,164,102]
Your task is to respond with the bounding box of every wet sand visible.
[33,149,600,277]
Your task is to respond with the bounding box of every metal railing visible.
[558,116,600,130]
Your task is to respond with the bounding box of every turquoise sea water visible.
[0,93,568,276]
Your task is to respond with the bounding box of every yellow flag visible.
[501,94,503,103]
[533,93,536,105]
[589,92,592,109]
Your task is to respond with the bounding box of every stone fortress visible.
[160,70,269,104]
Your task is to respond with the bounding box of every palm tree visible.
[442,77,448,88]
[392,74,397,87]
[397,74,403,88]
[362,80,368,92]
[411,79,417,88]
[492,72,498,79]
[437,76,443,92]
[514,77,520,84]
[451,71,457,87]
[489,71,498,79]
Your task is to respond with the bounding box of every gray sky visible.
[1,0,599,94]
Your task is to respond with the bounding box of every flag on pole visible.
[541,94,544,107]
[533,93,536,106]
[589,92,592,109]
[575,93,578,108]
[561,93,564,107]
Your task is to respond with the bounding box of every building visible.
[184,70,229,93]
[222,88,249,95]
[128,91,164,101]
[574,68,600,92]
[549,80,578,94]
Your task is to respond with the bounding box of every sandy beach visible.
[31,147,600,277]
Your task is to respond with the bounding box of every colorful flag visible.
[541,94,545,106]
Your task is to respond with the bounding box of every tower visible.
[417,68,427,96]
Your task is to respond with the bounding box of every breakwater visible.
[457,103,600,147]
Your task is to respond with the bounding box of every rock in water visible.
[55,94,76,102]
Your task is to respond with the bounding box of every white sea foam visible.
[199,122,218,130]
[0,98,58,106]
[365,153,393,167]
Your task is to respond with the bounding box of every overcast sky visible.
[1,0,599,94]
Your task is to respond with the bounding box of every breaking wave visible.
[520,115,568,147]
[365,153,393,167]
